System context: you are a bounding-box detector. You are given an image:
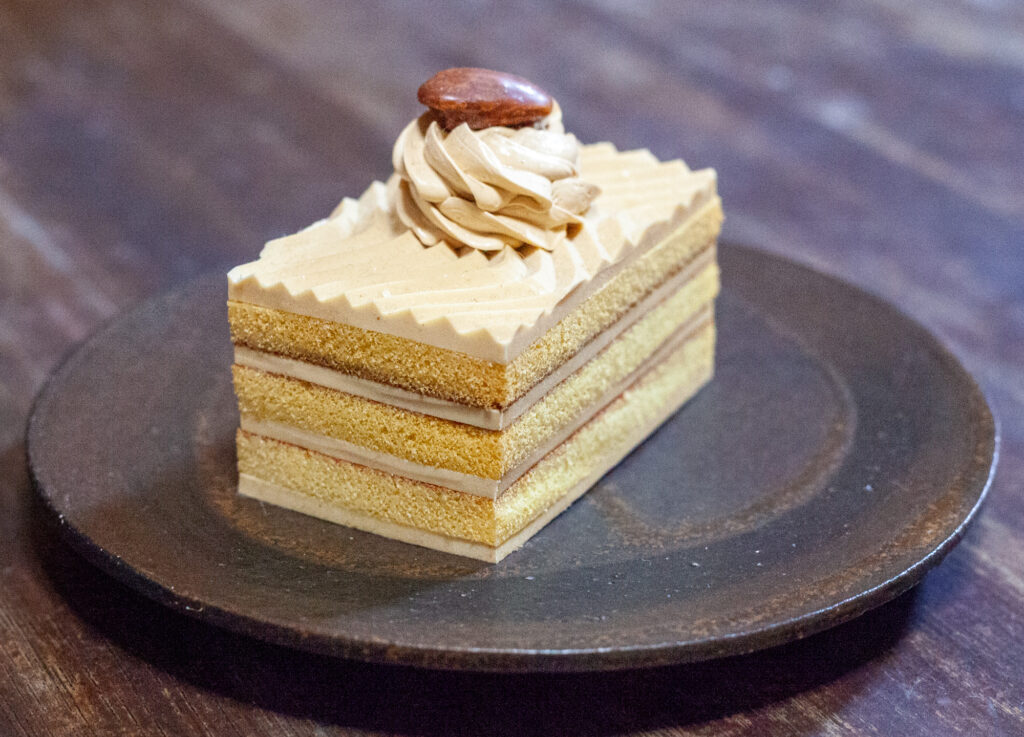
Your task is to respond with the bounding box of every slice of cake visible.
[227,68,722,562]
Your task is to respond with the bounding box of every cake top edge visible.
[226,70,722,363]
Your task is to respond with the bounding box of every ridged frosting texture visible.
[391,104,600,252]
[227,143,719,362]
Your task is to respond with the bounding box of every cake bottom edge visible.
[238,474,573,563]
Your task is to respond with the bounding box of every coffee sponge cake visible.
[227,68,722,561]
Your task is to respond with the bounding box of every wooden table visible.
[2,1,1021,734]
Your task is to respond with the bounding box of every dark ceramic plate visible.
[27,244,996,672]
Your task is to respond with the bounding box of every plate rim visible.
[26,243,999,672]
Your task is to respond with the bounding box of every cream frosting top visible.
[228,142,719,363]
[391,104,600,252]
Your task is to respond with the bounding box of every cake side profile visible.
[227,68,722,562]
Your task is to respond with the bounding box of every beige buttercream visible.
[227,144,718,363]
[391,104,599,252]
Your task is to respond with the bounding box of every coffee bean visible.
[417,68,553,131]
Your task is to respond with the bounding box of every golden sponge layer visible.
[234,264,718,480]
[236,322,715,547]
[228,198,722,409]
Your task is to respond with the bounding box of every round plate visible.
[27,244,997,672]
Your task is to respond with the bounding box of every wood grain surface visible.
[1,1,1021,735]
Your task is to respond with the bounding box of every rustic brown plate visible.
[27,244,996,672]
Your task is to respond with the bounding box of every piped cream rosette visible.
[390,104,600,252]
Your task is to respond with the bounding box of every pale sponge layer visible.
[228,198,722,409]
[233,263,717,480]
[236,321,714,551]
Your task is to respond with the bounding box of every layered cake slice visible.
[227,68,722,562]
